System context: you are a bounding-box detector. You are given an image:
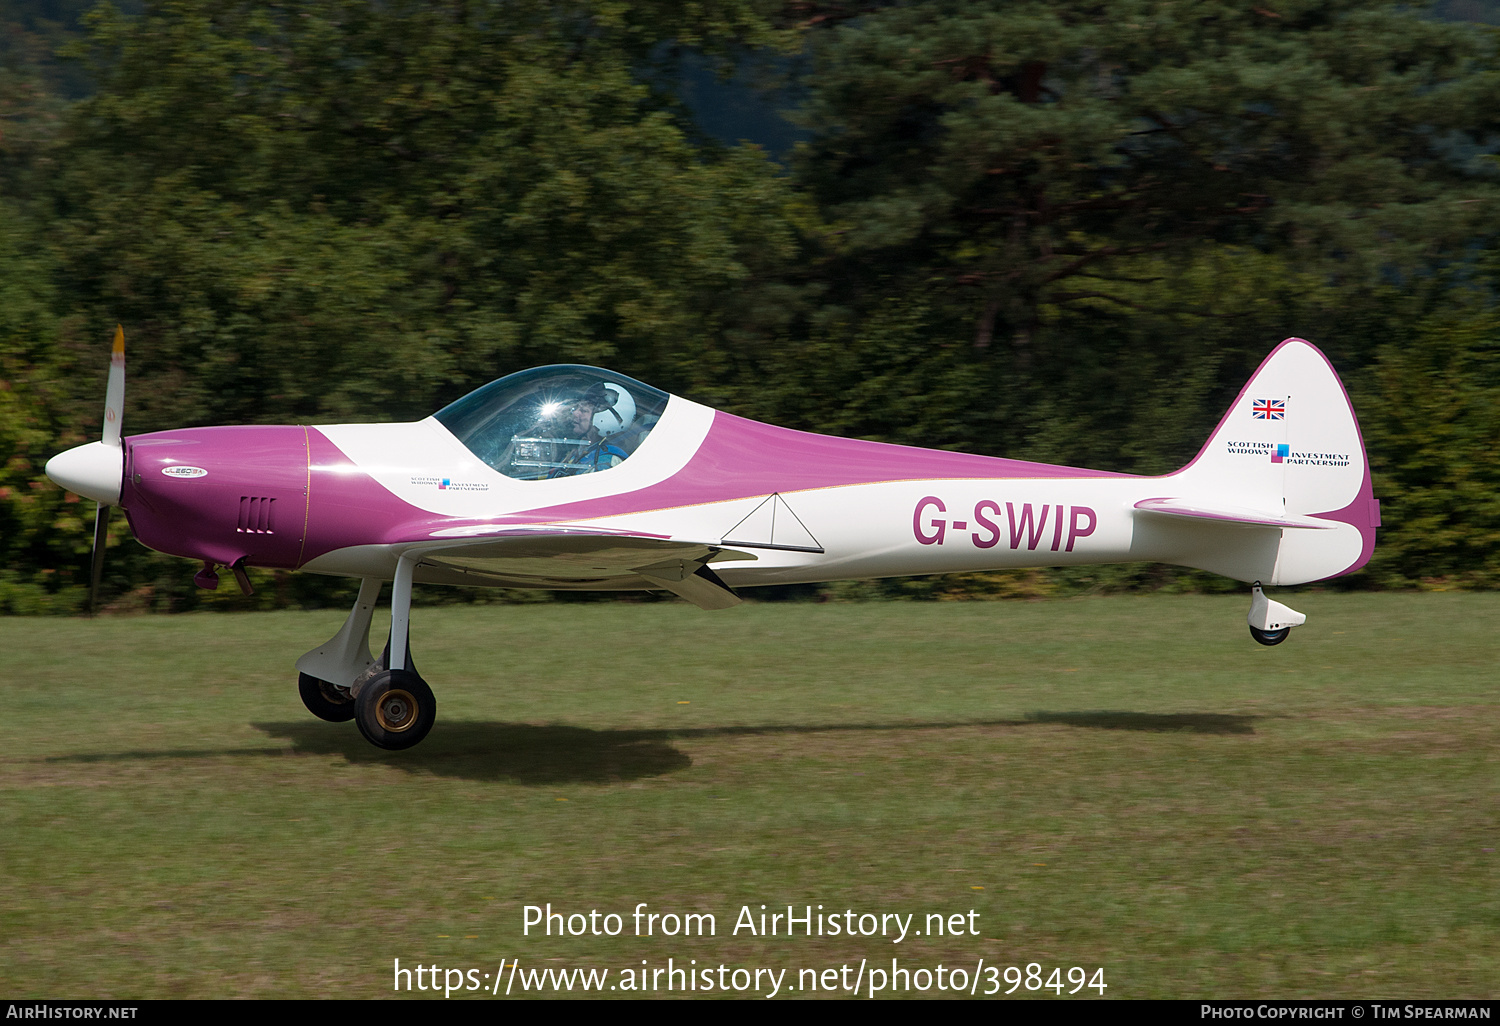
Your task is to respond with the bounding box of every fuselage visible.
[115,398,1150,588]
[58,350,1377,593]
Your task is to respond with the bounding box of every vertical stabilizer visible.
[1161,338,1378,584]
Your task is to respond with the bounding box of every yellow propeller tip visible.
[112,326,124,354]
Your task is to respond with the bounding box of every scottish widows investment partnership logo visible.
[409,475,490,492]
[1224,441,1348,467]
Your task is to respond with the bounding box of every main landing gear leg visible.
[1247,582,1307,647]
[295,577,382,721]
[354,553,436,751]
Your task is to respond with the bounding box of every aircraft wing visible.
[404,525,754,609]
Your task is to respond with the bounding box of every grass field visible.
[1,592,1496,999]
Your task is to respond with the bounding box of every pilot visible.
[548,382,635,476]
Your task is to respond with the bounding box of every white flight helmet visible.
[591,383,635,437]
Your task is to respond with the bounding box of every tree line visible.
[2,0,1498,612]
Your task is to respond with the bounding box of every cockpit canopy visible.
[434,366,670,480]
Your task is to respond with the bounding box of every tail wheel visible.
[298,672,356,722]
[355,669,436,750]
[1249,625,1291,647]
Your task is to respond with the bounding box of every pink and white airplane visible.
[46,332,1378,750]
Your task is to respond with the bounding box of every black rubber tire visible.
[1249,625,1291,647]
[298,672,356,722]
[354,669,436,751]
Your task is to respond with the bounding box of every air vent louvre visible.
[237,496,275,534]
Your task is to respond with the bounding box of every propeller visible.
[44,326,126,614]
[103,323,125,448]
[87,326,125,613]
[90,503,110,615]
[90,326,126,613]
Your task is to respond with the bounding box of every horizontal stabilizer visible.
[1133,498,1336,531]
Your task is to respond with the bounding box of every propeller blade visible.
[89,502,109,615]
[102,325,125,448]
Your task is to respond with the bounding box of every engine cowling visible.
[122,426,309,570]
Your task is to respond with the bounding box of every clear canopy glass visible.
[433,366,669,480]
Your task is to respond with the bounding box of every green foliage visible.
[0,193,97,613]
[2,0,1500,610]
[51,0,799,430]
[1359,310,1500,587]
[792,0,1500,350]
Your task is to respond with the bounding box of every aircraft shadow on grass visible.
[1022,711,1259,735]
[44,712,1259,785]
[249,711,1260,783]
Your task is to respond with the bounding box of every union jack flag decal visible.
[1252,399,1285,420]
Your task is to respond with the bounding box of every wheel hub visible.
[376,689,417,732]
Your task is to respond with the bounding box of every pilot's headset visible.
[588,383,636,437]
